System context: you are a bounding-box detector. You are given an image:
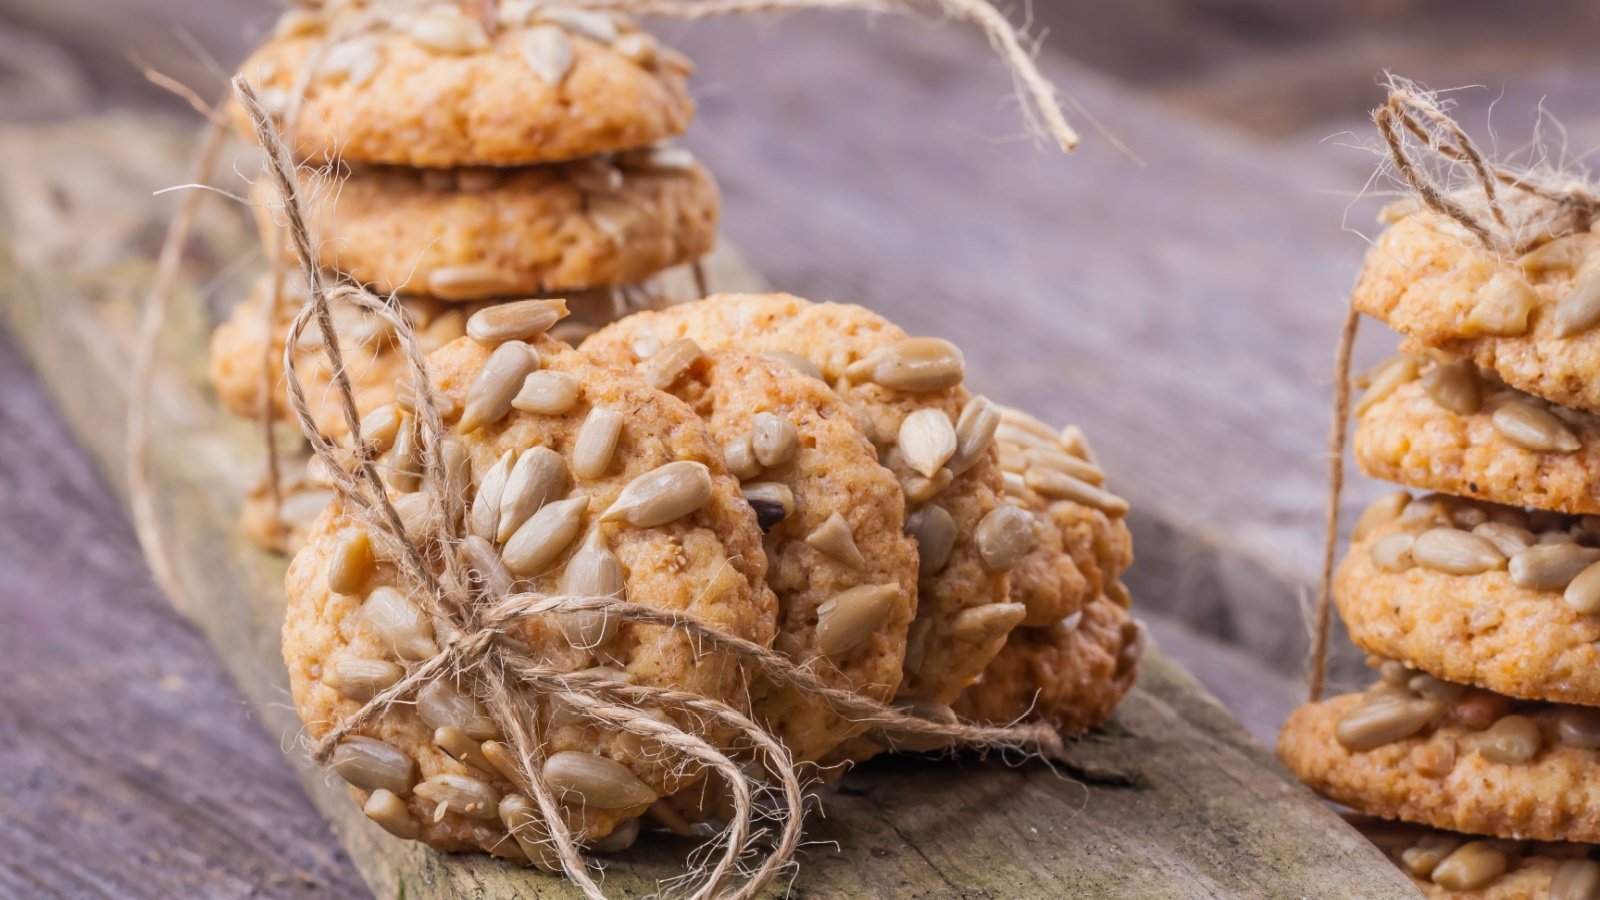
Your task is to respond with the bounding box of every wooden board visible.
[0,114,1416,898]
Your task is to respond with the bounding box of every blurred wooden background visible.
[4,0,1600,895]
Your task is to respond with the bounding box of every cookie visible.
[209,277,661,436]
[283,327,777,855]
[1352,355,1600,514]
[1339,491,1600,706]
[578,343,918,763]
[1352,209,1600,413]
[237,3,694,167]
[1278,672,1600,844]
[260,153,719,300]
[581,294,1019,713]
[1354,815,1600,898]
[240,453,337,555]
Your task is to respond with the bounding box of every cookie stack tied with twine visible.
[209,0,719,551]
[1279,81,1600,898]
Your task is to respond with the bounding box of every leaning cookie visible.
[283,324,777,858]
[1352,208,1600,413]
[1338,491,1600,706]
[1278,670,1600,844]
[237,3,694,167]
[262,152,719,300]
[583,294,1021,716]
[1353,815,1600,898]
[1352,356,1600,514]
[580,342,919,763]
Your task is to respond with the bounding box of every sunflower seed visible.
[844,338,964,392]
[414,774,500,820]
[520,24,574,86]
[502,494,588,575]
[897,409,958,478]
[602,461,711,527]
[1555,269,1600,338]
[511,370,580,416]
[470,450,515,541]
[363,586,438,661]
[333,737,416,795]
[952,602,1027,644]
[1353,355,1422,416]
[815,584,900,657]
[1001,470,1029,497]
[630,332,663,359]
[642,337,702,389]
[559,529,624,648]
[751,412,798,468]
[1509,543,1600,590]
[467,299,569,345]
[570,157,624,195]
[899,466,953,506]
[461,534,513,598]
[1467,271,1537,336]
[1421,360,1482,414]
[406,8,490,53]
[360,403,403,454]
[1431,842,1508,891]
[1412,527,1506,574]
[386,493,436,545]
[1477,714,1541,764]
[498,794,561,871]
[1557,707,1600,748]
[318,37,380,86]
[1334,694,1441,751]
[998,406,1057,442]
[906,503,957,577]
[387,417,424,493]
[544,751,655,808]
[945,395,1000,476]
[1023,467,1130,516]
[1492,398,1581,452]
[417,679,499,740]
[425,264,520,300]
[1564,560,1600,614]
[328,528,375,595]
[761,351,823,380]
[975,505,1035,571]
[1519,234,1588,274]
[363,789,420,839]
[590,816,641,853]
[460,342,540,433]
[805,512,865,568]
[324,657,404,702]
[274,8,322,38]
[1471,521,1535,557]
[613,31,656,66]
[1553,859,1600,900]
[538,6,619,43]
[996,423,1058,454]
[1409,673,1467,704]
[1115,619,1147,678]
[1353,491,1411,541]
[497,447,570,542]
[570,408,622,479]
[742,482,794,531]
[434,726,493,774]
[722,434,762,480]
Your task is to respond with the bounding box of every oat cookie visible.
[1278,676,1600,844]
[1352,357,1600,514]
[263,155,719,299]
[236,3,694,167]
[582,294,1018,713]
[1339,492,1600,706]
[1355,815,1600,898]
[283,327,777,855]
[1353,210,1600,413]
[240,451,338,554]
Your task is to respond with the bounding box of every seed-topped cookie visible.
[579,341,919,763]
[1278,664,1600,844]
[1355,815,1600,898]
[282,319,778,855]
[236,2,694,167]
[1339,491,1600,707]
[1352,355,1600,514]
[258,151,719,300]
[1353,209,1600,414]
[582,294,1021,716]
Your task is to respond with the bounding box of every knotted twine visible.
[235,76,1069,898]
[1307,77,1600,701]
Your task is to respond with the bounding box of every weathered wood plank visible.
[0,112,1413,897]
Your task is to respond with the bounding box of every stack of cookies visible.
[282,292,1144,863]
[207,0,721,551]
[1278,206,1600,897]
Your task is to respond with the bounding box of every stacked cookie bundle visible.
[1278,206,1600,896]
[281,292,1143,871]
[207,0,720,550]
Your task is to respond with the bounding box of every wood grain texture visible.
[0,112,1414,897]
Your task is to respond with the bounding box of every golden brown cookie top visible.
[1339,491,1600,706]
[1353,815,1600,898]
[582,294,1018,712]
[236,2,695,166]
[1353,210,1600,413]
[282,321,777,855]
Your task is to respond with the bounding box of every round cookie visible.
[581,343,918,763]
[1354,816,1600,899]
[1352,209,1600,413]
[1278,676,1600,844]
[283,328,778,855]
[581,294,1019,714]
[1339,491,1600,706]
[236,3,694,167]
[1353,356,1600,514]
[240,452,337,554]
[263,153,719,300]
